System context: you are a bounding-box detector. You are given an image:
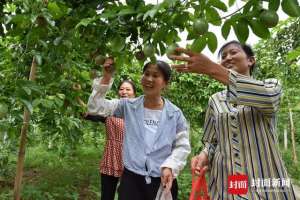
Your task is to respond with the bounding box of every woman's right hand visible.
[101,57,115,84]
[103,57,115,74]
[191,151,209,177]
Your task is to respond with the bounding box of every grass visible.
[0,145,101,200]
[0,142,299,199]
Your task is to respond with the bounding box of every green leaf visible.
[221,19,231,39]
[143,5,159,20]
[172,12,190,27]
[3,3,17,13]
[38,40,48,49]
[11,14,31,29]
[286,47,300,62]
[42,99,54,109]
[228,0,236,7]
[57,93,66,99]
[233,19,249,43]
[22,87,31,95]
[158,42,166,55]
[186,26,198,40]
[206,7,221,26]
[249,19,270,39]
[164,0,178,7]
[191,37,206,53]
[243,0,255,14]
[75,18,95,29]
[118,8,136,16]
[152,26,168,43]
[54,37,63,46]
[35,54,42,65]
[20,99,33,114]
[48,2,69,20]
[110,35,125,52]
[208,0,228,12]
[281,0,300,17]
[32,99,41,107]
[100,12,117,19]
[206,32,218,52]
[165,29,179,45]
[269,0,280,11]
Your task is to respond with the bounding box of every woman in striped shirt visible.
[170,41,296,199]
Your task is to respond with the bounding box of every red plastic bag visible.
[189,170,210,200]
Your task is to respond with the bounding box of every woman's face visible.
[118,82,135,98]
[220,44,255,76]
[141,64,167,96]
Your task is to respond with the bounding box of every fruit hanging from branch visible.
[259,10,279,28]
[135,51,146,61]
[166,43,180,57]
[95,55,105,66]
[193,18,209,35]
[143,44,155,58]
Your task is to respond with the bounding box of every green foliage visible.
[0,144,102,200]
[1,1,300,198]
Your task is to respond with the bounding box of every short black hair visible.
[218,40,256,75]
[143,60,172,82]
[118,79,136,95]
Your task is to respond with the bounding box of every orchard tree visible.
[0,0,300,199]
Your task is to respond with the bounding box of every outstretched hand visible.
[169,47,218,75]
[169,47,230,85]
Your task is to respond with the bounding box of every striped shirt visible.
[202,70,296,200]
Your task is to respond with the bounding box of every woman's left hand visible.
[169,47,218,75]
[161,167,173,191]
[169,47,230,85]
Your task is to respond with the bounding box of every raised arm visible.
[87,57,120,117]
[170,47,282,115]
[227,70,282,115]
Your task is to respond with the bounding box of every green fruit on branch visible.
[36,15,48,27]
[166,44,180,57]
[143,44,155,57]
[95,55,105,65]
[0,103,8,119]
[259,10,279,28]
[72,83,82,91]
[135,51,146,60]
[193,18,209,35]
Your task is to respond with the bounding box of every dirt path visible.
[293,184,300,200]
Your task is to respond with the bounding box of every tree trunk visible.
[289,108,298,163]
[284,128,288,150]
[13,57,37,200]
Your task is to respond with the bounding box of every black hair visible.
[142,60,172,82]
[117,79,136,95]
[218,40,256,75]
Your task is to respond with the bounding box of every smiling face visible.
[220,43,255,76]
[141,64,167,97]
[118,82,135,98]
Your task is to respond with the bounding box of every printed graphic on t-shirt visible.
[144,119,159,126]
[144,108,162,149]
